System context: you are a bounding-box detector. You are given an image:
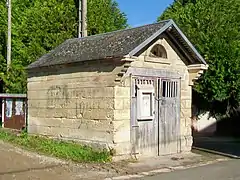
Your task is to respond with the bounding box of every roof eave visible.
[170,20,207,65]
[27,56,124,71]
[128,20,173,57]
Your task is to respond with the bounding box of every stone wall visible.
[112,84,131,156]
[27,36,206,157]
[27,60,124,149]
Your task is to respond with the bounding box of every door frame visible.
[130,74,181,156]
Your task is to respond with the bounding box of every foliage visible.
[0,0,128,93]
[86,0,128,35]
[159,0,240,116]
[0,129,111,162]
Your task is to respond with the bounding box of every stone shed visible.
[27,19,208,158]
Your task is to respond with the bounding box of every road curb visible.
[104,158,227,180]
[192,146,240,159]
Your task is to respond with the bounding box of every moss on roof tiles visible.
[27,20,169,69]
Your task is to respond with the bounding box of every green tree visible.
[159,0,240,116]
[75,0,128,35]
[0,0,128,93]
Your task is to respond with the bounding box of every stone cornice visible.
[188,64,208,86]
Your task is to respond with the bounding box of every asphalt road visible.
[193,137,240,157]
[141,159,240,180]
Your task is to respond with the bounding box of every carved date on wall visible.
[75,101,85,118]
[47,85,69,108]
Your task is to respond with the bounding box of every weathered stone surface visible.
[114,98,131,110]
[114,86,130,98]
[180,108,191,119]
[28,98,114,109]
[112,120,131,143]
[123,99,131,109]
[29,107,114,120]
[28,125,113,143]
[121,76,131,87]
[28,61,119,146]
[28,117,114,131]
[114,99,124,110]
[112,120,130,131]
[28,87,115,100]
[180,135,193,152]
[181,99,192,109]
[113,141,132,155]
[114,109,131,120]
[28,75,116,90]
[113,130,131,143]
[28,61,122,81]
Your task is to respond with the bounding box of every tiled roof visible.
[28,19,206,69]
[27,20,169,69]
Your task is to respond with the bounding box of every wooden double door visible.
[131,76,181,156]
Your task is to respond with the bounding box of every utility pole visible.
[6,0,12,70]
[78,0,87,38]
[82,0,87,37]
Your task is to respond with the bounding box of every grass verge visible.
[0,129,111,163]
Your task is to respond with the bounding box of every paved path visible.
[141,159,240,180]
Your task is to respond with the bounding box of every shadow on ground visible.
[193,136,240,157]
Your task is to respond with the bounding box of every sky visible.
[116,0,174,27]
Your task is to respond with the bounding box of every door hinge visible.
[132,125,139,128]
